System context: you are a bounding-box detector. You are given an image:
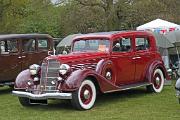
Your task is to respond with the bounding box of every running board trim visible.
[104,82,151,93]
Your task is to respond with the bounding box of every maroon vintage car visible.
[12,31,170,110]
[0,34,54,87]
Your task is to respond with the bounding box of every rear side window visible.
[135,37,150,51]
[0,39,18,54]
[22,39,35,52]
[38,39,48,51]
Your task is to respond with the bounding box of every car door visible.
[21,37,52,71]
[134,36,152,83]
[0,39,21,82]
[111,36,135,86]
[21,38,39,70]
[36,38,52,63]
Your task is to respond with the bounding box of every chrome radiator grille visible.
[40,59,60,91]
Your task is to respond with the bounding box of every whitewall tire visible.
[71,79,96,110]
[147,69,164,93]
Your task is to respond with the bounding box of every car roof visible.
[0,34,52,40]
[74,31,153,40]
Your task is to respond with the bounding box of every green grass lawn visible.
[0,82,180,120]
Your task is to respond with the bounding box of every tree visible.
[74,0,116,31]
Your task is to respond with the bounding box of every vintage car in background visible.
[12,31,170,110]
[0,34,54,87]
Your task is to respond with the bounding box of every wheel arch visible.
[146,59,169,83]
[156,66,166,79]
[85,75,101,94]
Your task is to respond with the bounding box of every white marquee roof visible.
[137,19,180,30]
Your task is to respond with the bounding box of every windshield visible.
[73,39,110,52]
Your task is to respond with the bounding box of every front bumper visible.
[12,91,72,100]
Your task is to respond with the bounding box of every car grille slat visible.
[40,59,60,91]
[71,63,97,71]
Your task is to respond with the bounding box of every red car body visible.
[13,31,170,110]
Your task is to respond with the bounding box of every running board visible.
[104,82,151,93]
[0,82,14,86]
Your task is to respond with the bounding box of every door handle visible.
[18,56,26,59]
[132,56,141,60]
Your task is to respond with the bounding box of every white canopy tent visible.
[137,19,180,33]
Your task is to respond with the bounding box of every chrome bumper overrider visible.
[12,91,72,100]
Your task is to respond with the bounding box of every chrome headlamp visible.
[59,64,70,75]
[29,64,41,75]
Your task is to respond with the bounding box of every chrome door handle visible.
[132,56,141,60]
[18,56,26,59]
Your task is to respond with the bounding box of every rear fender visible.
[146,60,170,83]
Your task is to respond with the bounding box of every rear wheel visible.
[147,69,164,93]
[18,97,31,106]
[71,79,96,110]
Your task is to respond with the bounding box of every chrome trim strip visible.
[12,91,72,100]
[104,83,151,93]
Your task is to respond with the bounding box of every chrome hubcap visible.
[156,77,160,85]
[84,90,90,99]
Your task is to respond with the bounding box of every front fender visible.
[14,69,32,89]
[60,69,119,92]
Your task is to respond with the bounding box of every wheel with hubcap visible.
[71,79,96,110]
[147,69,164,93]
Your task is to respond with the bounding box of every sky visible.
[51,0,58,4]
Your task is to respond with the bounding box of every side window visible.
[113,38,131,52]
[38,39,48,51]
[74,40,85,51]
[0,40,18,54]
[22,39,35,52]
[135,37,150,51]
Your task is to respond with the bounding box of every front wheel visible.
[18,97,31,106]
[147,69,164,93]
[71,79,96,110]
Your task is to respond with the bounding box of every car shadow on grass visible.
[0,87,13,95]
[26,88,151,111]
[27,100,74,111]
[96,88,150,106]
